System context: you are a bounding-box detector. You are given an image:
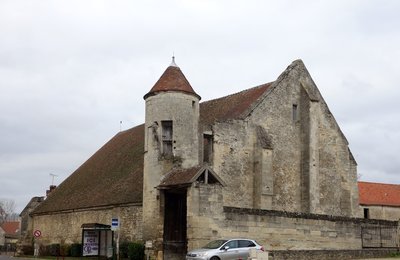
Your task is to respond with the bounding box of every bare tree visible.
[0,199,16,224]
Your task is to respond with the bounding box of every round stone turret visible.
[142,59,201,250]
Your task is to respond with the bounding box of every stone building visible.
[29,59,365,259]
[359,181,400,221]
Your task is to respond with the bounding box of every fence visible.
[0,243,17,256]
[361,225,399,248]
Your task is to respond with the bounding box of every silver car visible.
[186,238,264,260]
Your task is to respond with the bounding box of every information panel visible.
[82,230,99,256]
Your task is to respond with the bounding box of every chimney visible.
[46,185,57,196]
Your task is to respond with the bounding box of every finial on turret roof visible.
[170,54,178,67]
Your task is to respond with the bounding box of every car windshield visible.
[202,240,228,249]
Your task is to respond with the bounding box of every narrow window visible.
[292,104,298,121]
[363,208,369,219]
[203,134,213,163]
[162,121,173,156]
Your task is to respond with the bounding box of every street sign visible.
[33,230,42,237]
[111,218,119,230]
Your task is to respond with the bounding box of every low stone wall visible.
[187,184,399,253]
[270,249,399,260]
[223,207,398,251]
[31,204,142,245]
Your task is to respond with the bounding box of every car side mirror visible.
[223,246,230,251]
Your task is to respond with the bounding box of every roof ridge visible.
[359,181,400,186]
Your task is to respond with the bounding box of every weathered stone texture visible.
[32,205,142,245]
[246,60,359,216]
[143,90,200,258]
[187,184,224,250]
[271,249,399,260]
[213,120,256,209]
[187,196,397,252]
[362,205,400,221]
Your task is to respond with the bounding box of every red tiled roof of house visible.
[144,65,201,100]
[0,221,20,235]
[358,181,400,207]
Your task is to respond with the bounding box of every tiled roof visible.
[158,165,225,188]
[358,181,400,207]
[159,166,203,187]
[200,83,272,126]
[0,221,20,235]
[32,124,144,214]
[144,65,201,100]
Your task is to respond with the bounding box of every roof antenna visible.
[120,121,123,132]
[49,173,58,186]
[170,52,178,67]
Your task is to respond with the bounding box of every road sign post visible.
[112,218,120,260]
[33,230,41,257]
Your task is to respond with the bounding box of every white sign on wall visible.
[82,230,99,256]
[111,218,119,231]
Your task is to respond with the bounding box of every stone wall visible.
[187,183,397,253]
[187,183,225,251]
[222,207,397,251]
[31,204,142,245]
[20,197,44,240]
[248,60,360,217]
[270,249,399,260]
[212,120,256,210]
[362,205,400,221]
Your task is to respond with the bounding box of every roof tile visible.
[159,166,203,187]
[144,66,200,99]
[1,221,20,235]
[33,124,144,214]
[358,181,400,207]
[200,83,272,126]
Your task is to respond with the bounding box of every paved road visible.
[0,255,13,260]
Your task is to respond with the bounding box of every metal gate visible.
[361,225,399,248]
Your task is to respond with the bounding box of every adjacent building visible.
[0,221,20,250]
[359,181,400,221]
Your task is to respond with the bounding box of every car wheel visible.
[210,257,220,260]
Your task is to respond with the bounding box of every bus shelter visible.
[81,223,113,258]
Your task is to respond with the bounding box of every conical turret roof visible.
[144,59,201,100]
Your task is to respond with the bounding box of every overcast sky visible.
[1,0,399,213]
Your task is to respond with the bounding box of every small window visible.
[224,240,238,249]
[239,240,256,248]
[203,134,213,163]
[292,104,298,121]
[161,121,173,155]
[363,208,369,219]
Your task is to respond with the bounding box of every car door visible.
[218,240,239,260]
[238,240,257,259]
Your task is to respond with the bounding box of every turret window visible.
[162,120,173,156]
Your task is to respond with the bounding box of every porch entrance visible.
[163,189,187,260]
